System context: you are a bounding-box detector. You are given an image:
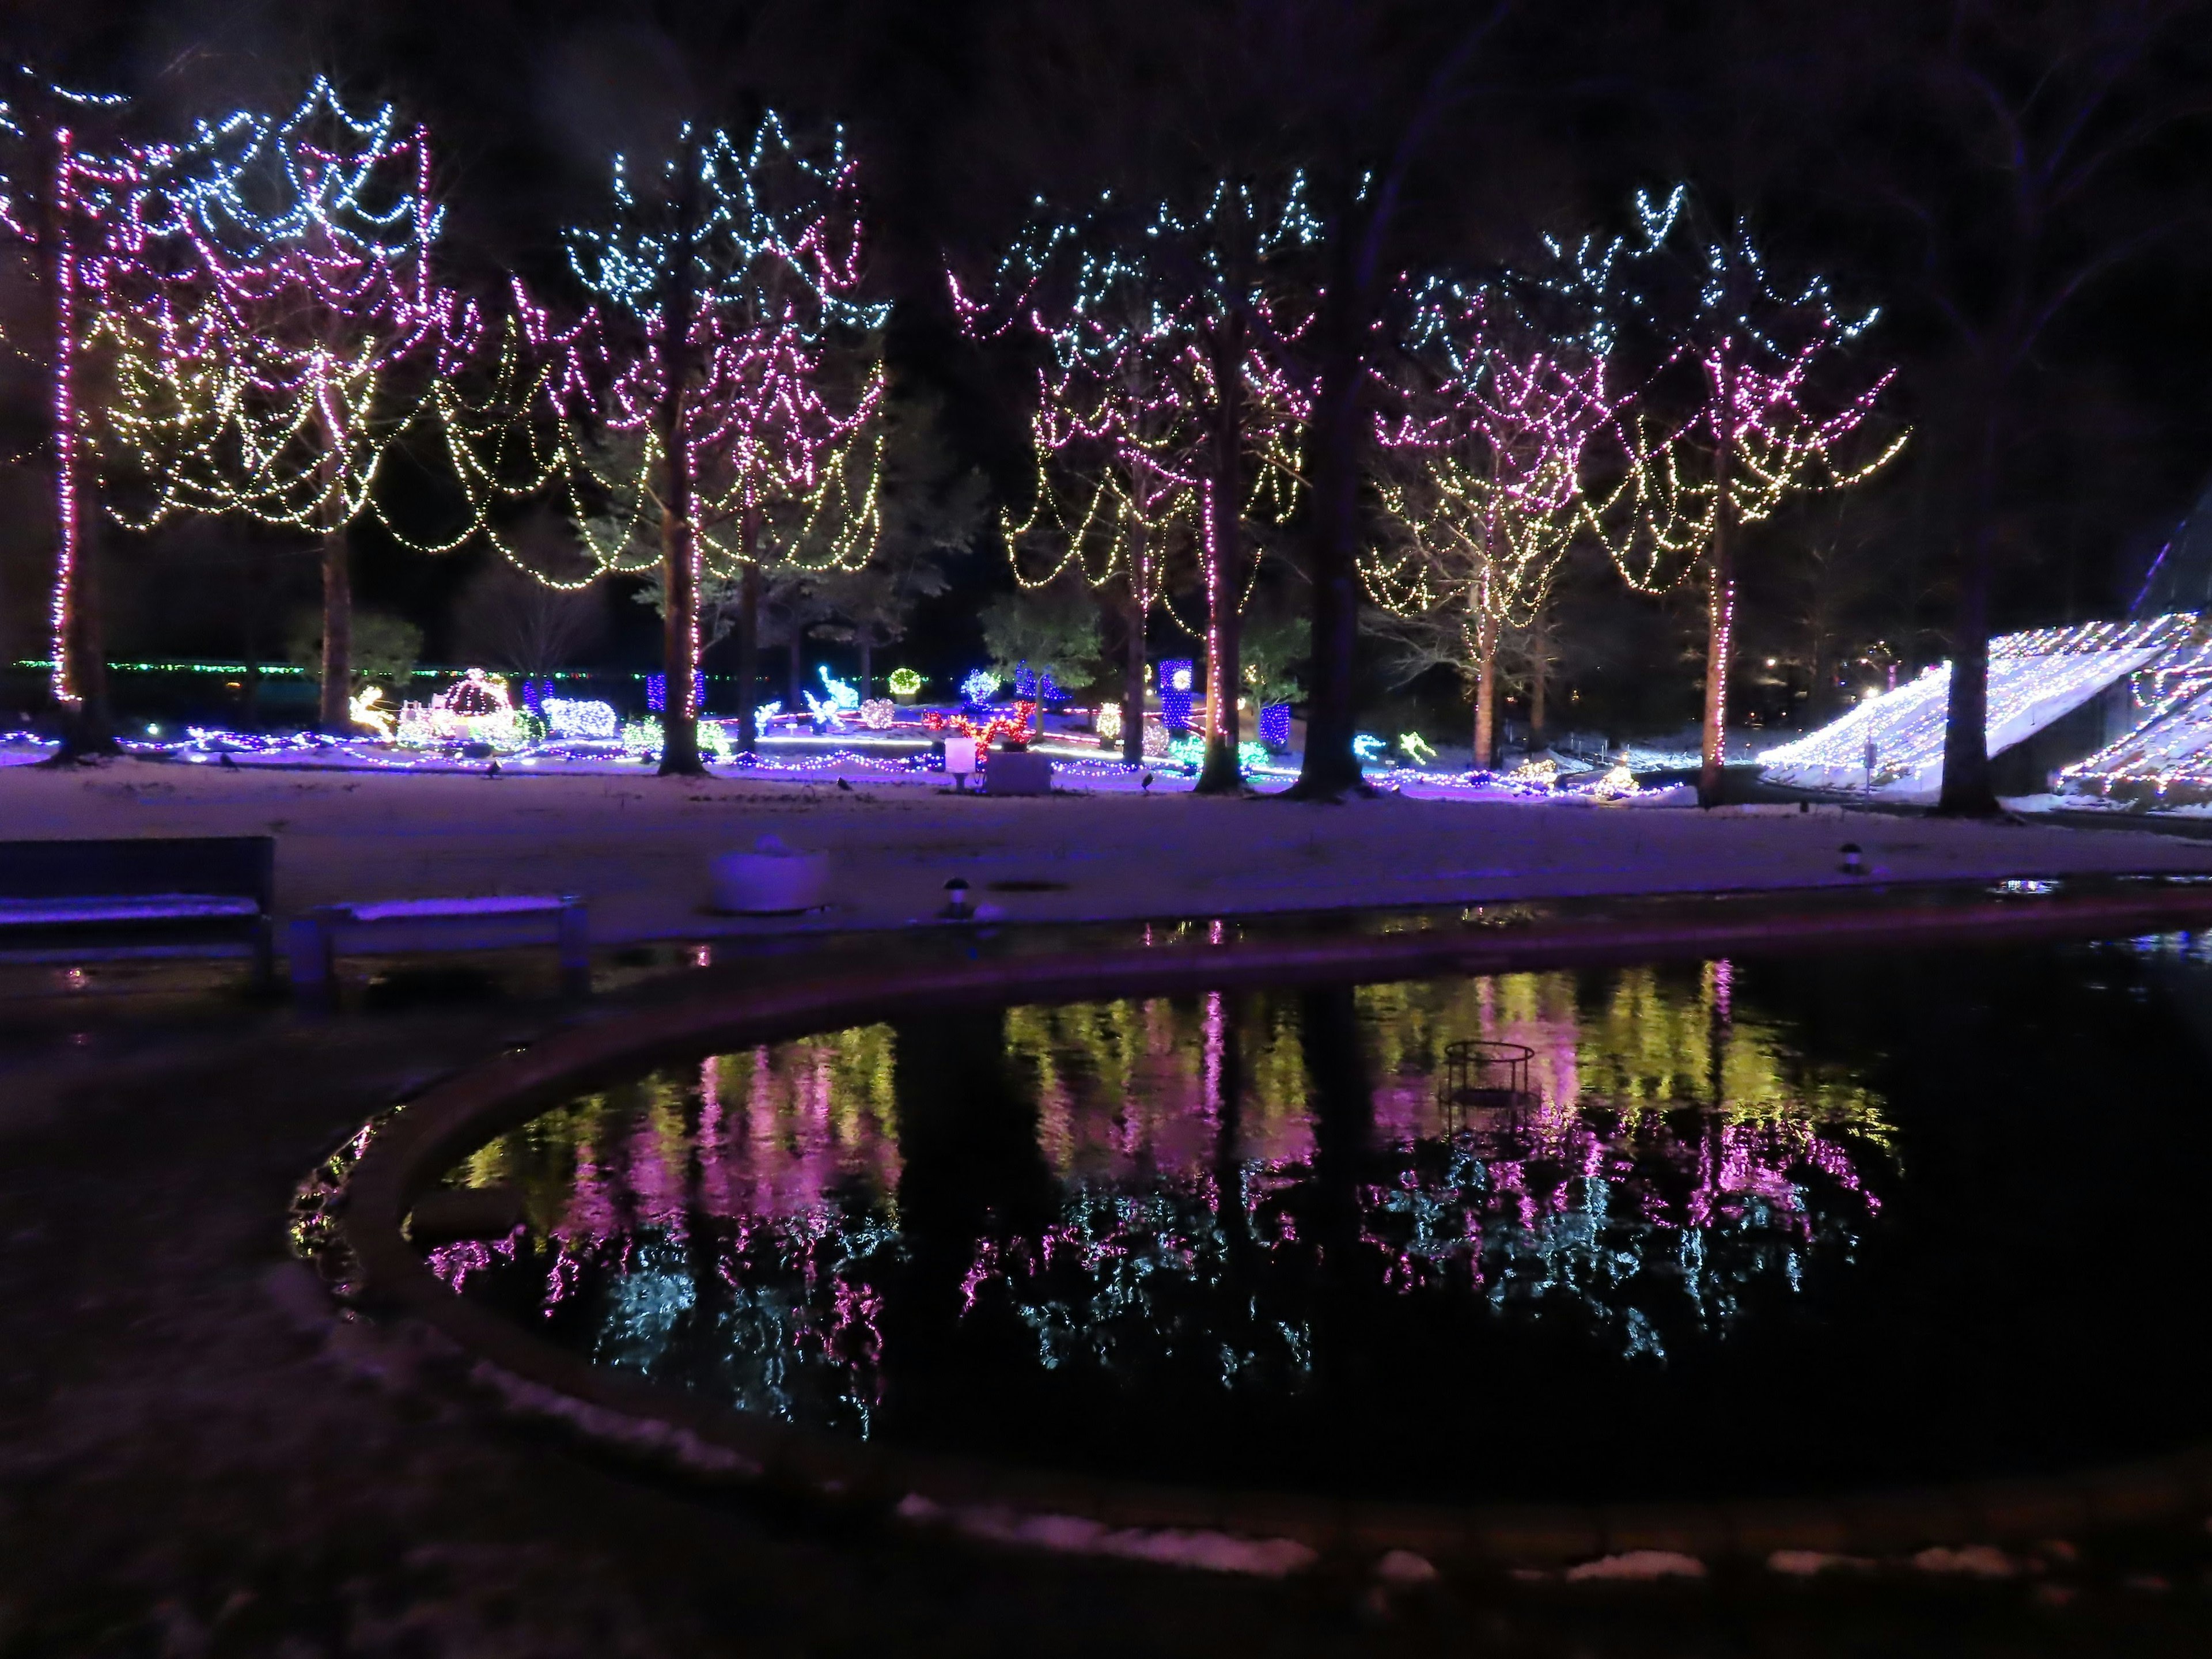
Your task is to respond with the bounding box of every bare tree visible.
[1834,0,2212,811]
[452,507,607,679]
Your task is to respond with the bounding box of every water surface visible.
[430,935,2212,1502]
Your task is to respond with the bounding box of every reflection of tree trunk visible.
[1301,984,1373,1242]
[1299,983,1370,1400]
[1211,991,1256,1370]
[319,522,353,732]
[885,1012,1054,1431]
[1698,353,1735,807]
[676,1071,724,1396]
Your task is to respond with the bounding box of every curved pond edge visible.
[338,888,2212,1571]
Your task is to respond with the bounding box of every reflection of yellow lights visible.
[454,969,1892,1220]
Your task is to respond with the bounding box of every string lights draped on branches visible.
[1563,188,1905,801]
[1365,283,1620,768]
[953,176,1316,782]
[97,80,477,730]
[548,115,887,772]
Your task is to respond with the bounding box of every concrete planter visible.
[984,750,1053,796]
[710,837,831,914]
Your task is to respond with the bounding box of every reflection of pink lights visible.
[425,1232,517,1293]
[445,984,1887,1410]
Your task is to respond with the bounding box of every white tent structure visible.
[2055,645,2212,806]
[1760,615,2206,802]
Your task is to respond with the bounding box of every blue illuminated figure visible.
[1011,661,1066,704]
[647,672,706,713]
[1159,659,1195,732]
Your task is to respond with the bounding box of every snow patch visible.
[1767,1550,1874,1577]
[469,1362,761,1478]
[894,1494,1316,1577]
[1563,1550,1707,1582]
[1374,1549,1439,1585]
[1910,1544,2016,1578]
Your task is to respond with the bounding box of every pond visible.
[425,933,2212,1505]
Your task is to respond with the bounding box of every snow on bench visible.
[0,836,276,985]
[0,895,263,926]
[334,896,576,923]
[289,893,589,1010]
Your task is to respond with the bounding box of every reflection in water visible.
[435,959,1916,1494]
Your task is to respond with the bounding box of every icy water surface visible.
[429,935,2212,1502]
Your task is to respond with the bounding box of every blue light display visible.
[1011,660,1066,704]
[1258,702,1291,748]
[646,672,707,713]
[1160,659,1195,731]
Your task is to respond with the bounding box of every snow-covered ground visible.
[0,727,1647,804]
[5,754,2209,949]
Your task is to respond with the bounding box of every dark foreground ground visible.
[5,946,2212,1658]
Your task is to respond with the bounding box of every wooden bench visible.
[0,836,276,987]
[288,894,590,1011]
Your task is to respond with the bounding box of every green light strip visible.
[9,662,717,681]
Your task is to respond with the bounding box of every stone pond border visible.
[338,887,2212,1570]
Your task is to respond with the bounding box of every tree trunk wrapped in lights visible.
[2,71,147,756]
